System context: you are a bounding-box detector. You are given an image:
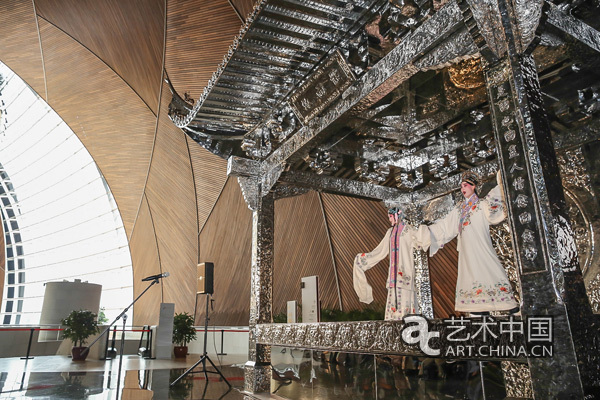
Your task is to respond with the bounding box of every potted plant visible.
[172,312,197,358]
[61,309,99,361]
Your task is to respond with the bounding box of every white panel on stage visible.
[287,300,297,323]
[301,276,320,323]
[154,303,174,359]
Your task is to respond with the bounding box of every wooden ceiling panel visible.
[144,80,199,316]
[198,178,252,326]
[38,19,156,238]
[35,0,164,113]
[0,0,46,98]
[130,195,162,326]
[166,0,242,102]
[186,135,228,233]
[273,191,338,316]
[321,193,390,312]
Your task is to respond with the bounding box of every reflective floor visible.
[271,348,509,400]
[0,355,245,399]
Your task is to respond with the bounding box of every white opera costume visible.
[427,184,518,312]
[353,223,430,320]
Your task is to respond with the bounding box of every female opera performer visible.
[424,170,519,315]
[353,208,430,320]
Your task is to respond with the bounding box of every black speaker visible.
[197,262,214,295]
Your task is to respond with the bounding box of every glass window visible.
[7,287,14,298]
[17,259,24,269]
[18,272,25,283]
[4,302,12,313]
[3,316,10,325]
[7,260,14,271]
[7,274,14,284]
[18,287,24,297]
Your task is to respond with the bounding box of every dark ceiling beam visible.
[546,1,600,53]
[278,161,498,205]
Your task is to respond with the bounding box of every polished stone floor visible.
[271,348,509,400]
[0,352,511,399]
[0,354,246,399]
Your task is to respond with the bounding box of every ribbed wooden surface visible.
[230,0,257,20]
[38,18,156,238]
[428,238,459,318]
[144,80,199,317]
[0,0,46,98]
[273,191,339,316]
[321,193,390,311]
[186,136,228,233]
[130,195,163,326]
[35,0,165,114]
[165,0,242,102]
[197,178,252,326]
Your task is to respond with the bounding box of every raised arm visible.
[483,171,507,225]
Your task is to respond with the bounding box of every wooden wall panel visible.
[38,19,156,238]
[321,193,390,312]
[35,0,165,113]
[130,195,162,325]
[230,0,257,21]
[273,191,338,316]
[428,238,459,318]
[144,80,198,316]
[165,0,242,102]
[198,179,252,326]
[0,0,46,98]
[186,135,228,233]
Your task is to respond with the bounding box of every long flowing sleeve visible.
[412,224,431,251]
[428,207,459,257]
[483,172,506,225]
[353,228,392,304]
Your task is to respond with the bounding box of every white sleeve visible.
[428,207,459,256]
[483,185,506,225]
[353,228,391,304]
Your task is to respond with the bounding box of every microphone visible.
[141,272,170,282]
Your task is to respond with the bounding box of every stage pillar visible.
[460,0,599,396]
[240,177,274,394]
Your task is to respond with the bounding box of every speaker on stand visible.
[172,262,230,389]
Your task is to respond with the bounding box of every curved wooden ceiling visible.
[0,0,462,325]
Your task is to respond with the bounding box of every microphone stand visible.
[82,277,162,399]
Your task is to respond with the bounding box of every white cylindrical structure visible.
[38,280,102,341]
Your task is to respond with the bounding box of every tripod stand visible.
[170,294,231,388]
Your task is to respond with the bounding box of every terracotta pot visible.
[71,346,89,361]
[174,346,188,358]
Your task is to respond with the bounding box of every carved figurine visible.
[353,208,430,320]
[424,171,519,314]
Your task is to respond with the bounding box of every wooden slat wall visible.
[273,191,338,316]
[0,0,46,99]
[165,0,242,102]
[37,18,156,239]
[35,0,165,114]
[230,0,257,20]
[185,136,228,233]
[321,193,390,311]
[144,80,199,317]
[198,179,252,326]
[130,195,162,325]
[428,238,459,318]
